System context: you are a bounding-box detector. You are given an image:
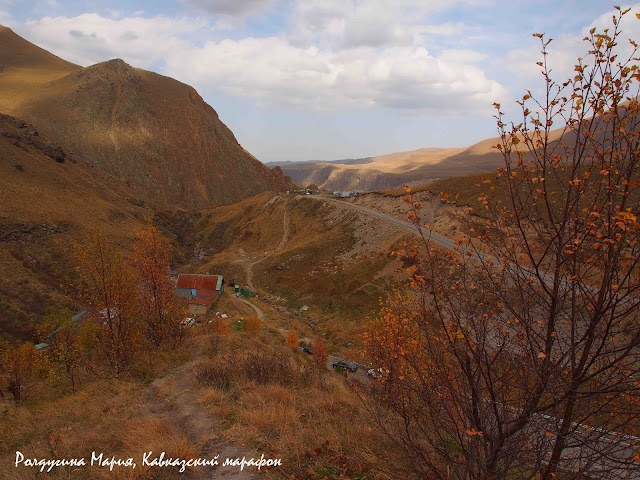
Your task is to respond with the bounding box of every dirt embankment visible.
[343,191,468,241]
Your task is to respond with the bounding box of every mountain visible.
[267,157,375,167]
[272,116,578,192]
[0,26,294,209]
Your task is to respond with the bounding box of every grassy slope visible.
[0,296,405,480]
[0,114,151,341]
[0,25,80,113]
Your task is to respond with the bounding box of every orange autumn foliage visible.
[75,231,142,377]
[286,329,299,349]
[365,11,640,480]
[133,224,183,346]
[312,337,328,370]
[244,315,261,333]
[0,341,40,404]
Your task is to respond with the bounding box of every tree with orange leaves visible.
[244,315,261,333]
[75,231,141,377]
[0,341,40,404]
[286,329,299,349]
[365,10,640,480]
[38,308,86,392]
[133,224,183,347]
[312,337,329,370]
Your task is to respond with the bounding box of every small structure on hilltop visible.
[176,273,224,316]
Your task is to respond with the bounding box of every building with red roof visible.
[176,274,224,316]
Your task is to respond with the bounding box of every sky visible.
[1,1,639,163]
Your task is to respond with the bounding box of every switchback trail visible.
[147,350,259,479]
[235,198,290,292]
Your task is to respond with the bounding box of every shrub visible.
[242,351,297,386]
[194,358,234,390]
[244,315,261,333]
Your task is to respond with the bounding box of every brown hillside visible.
[278,121,584,193]
[278,146,497,191]
[0,27,294,209]
[0,25,80,113]
[0,113,150,341]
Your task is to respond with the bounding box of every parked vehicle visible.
[332,360,358,373]
[181,317,195,327]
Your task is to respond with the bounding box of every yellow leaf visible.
[538,352,547,359]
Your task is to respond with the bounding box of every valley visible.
[1,11,639,480]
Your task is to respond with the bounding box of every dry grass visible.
[0,340,200,480]
[1,290,401,480]
[376,171,498,210]
[179,194,407,350]
[189,326,399,480]
[0,381,193,479]
[0,115,151,340]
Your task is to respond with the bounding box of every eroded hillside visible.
[0,113,151,340]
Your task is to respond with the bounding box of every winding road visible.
[236,297,264,320]
[309,195,495,264]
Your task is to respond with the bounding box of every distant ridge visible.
[272,146,497,191]
[267,157,374,167]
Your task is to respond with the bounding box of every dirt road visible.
[236,297,264,319]
[235,198,290,292]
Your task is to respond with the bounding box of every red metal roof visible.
[181,290,219,306]
[176,274,220,290]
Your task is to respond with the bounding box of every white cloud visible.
[440,49,489,64]
[502,4,640,84]
[15,13,205,68]
[165,37,508,113]
[182,0,273,17]
[163,0,507,113]
[288,0,484,49]
[418,22,468,36]
[341,10,415,48]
